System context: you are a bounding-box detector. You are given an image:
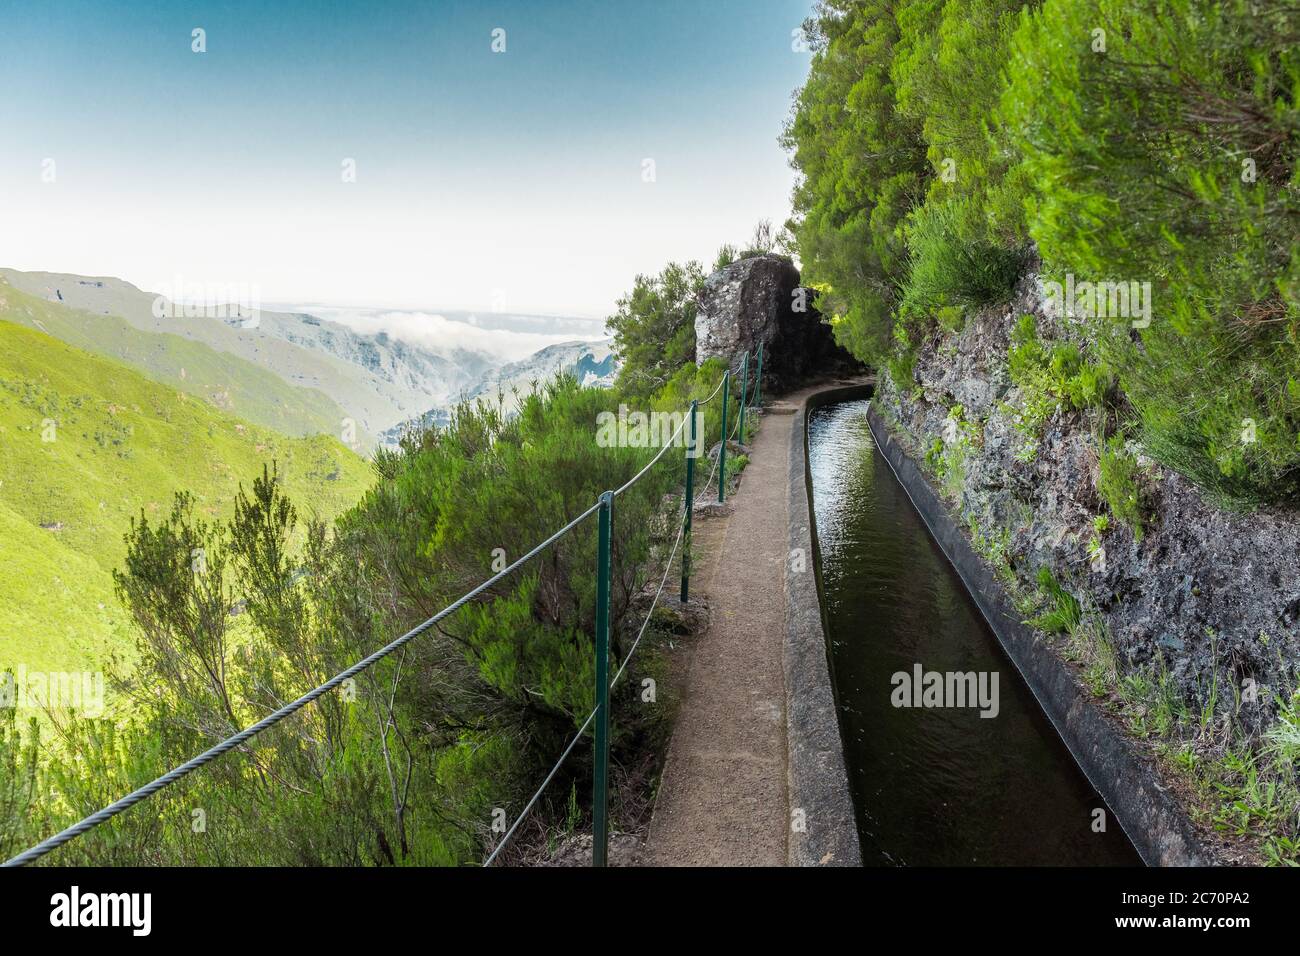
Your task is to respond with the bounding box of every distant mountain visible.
[0,270,502,444]
[465,339,618,400]
[379,340,618,445]
[0,277,358,443]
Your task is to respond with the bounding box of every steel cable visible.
[5,500,602,867]
[9,365,737,867]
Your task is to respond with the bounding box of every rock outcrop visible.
[875,271,1300,735]
[694,254,858,394]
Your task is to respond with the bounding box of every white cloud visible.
[300,306,605,363]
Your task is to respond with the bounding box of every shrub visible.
[899,198,1028,320]
[1029,566,1082,634]
[1000,0,1300,505]
[607,260,705,398]
[1097,435,1146,539]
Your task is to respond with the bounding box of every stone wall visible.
[875,272,1300,739]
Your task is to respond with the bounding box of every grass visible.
[1022,558,1300,864]
[1097,435,1146,540]
[0,318,373,677]
[1026,566,1081,635]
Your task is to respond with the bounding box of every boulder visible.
[694,254,859,395]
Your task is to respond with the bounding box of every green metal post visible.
[718,370,730,503]
[592,490,613,867]
[681,400,697,603]
[755,341,764,407]
[738,352,749,447]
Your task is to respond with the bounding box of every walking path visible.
[643,389,814,865]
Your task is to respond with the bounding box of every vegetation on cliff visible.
[790,0,1300,862]
[785,0,1300,507]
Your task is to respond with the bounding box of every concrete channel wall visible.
[782,383,869,866]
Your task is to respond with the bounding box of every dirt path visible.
[643,391,811,866]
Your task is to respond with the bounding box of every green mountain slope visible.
[0,278,363,443]
[0,318,373,676]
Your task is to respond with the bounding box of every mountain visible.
[0,276,357,443]
[0,270,500,444]
[0,315,373,677]
[379,340,618,444]
[464,339,617,401]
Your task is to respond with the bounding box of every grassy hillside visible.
[0,278,363,443]
[0,318,373,676]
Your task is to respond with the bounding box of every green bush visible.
[1000,0,1300,505]
[1097,435,1147,539]
[607,260,705,399]
[900,198,1027,319]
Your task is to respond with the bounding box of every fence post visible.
[592,490,613,867]
[755,341,764,407]
[718,369,730,503]
[681,400,697,604]
[738,351,749,447]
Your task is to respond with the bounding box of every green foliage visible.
[607,261,705,398]
[785,0,1030,368]
[3,372,688,865]
[1028,566,1082,635]
[712,245,739,273]
[788,0,1300,505]
[1000,0,1300,504]
[1006,315,1114,452]
[0,318,370,677]
[1097,435,1147,540]
[892,0,1032,240]
[900,198,1027,319]
[0,706,42,862]
[928,403,980,500]
[782,1,929,365]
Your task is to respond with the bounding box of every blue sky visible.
[0,0,814,317]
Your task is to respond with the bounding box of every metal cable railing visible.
[6,348,763,869]
[484,363,751,866]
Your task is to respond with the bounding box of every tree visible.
[606,260,705,398]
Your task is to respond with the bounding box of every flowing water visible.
[808,399,1140,866]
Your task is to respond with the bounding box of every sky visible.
[0,0,815,320]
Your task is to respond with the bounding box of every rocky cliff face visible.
[694,254,858,394]
[875,272,1300,737]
